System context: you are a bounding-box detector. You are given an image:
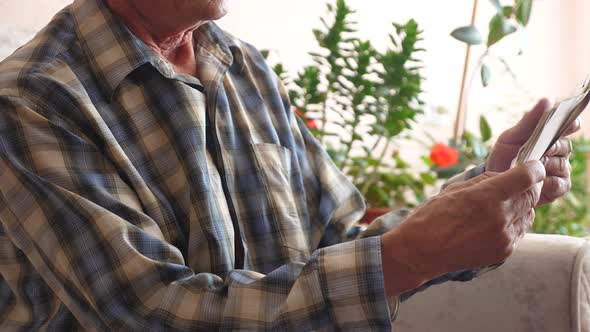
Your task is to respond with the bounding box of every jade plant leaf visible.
[450,26,483,45]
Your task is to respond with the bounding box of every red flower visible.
[430,142,459,168]
[306,119,318,129]
[294,108,318,130]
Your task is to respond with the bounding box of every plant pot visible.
[359,207,393,224]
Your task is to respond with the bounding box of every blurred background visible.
[2,0,589,137]
[1,0,590,235]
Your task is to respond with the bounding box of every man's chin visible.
[204,0,229,21]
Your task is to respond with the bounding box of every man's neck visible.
[136,29,198,77]
[107,0,202,77]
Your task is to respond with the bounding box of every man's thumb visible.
[500,99,550,144]
[482,160,546,200]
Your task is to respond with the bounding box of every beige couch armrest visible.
[395,234,590,332]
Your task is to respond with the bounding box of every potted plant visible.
[266,0,435,222]
[265,0,537,223]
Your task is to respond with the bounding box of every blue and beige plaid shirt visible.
[0,0,485,330]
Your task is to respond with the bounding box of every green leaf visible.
[421,155,434,167]
[502,6,513,18]
[469,135,488,159]
[434,163,465,179]
[480,63,491,87]
[450,26,483,45]
[479,115,492,142]
[487,16,503,46]
[367,186,390,208]
[516,0,533,26]
[260,49,270,59]
[394,156,410,169]
[463,131,474,147]
[489,0,503,14]
[420,172,437,185]
[487,14,517,46]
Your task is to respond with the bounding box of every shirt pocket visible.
[222,143,310,266]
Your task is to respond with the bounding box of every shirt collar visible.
[70,0,241,100]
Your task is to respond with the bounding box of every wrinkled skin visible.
[108,0,228,36]
[382,99,580,297]
[106,0,229,76]
[382,160,545,296]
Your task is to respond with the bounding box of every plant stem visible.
[370,135,383,152]
[496,56,536,100]
[319,95,329,145]
[341,109,360,165]
[360,137,392,196]
[352,135,383,184]
[453,0,479,142]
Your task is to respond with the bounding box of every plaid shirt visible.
[0,0,485,330]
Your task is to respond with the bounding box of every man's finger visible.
[512,209,535,245]
[499,99,550,145]
[542,156,570,178]
[482,160,546,200]
[545,138,572,158]
[445,171,498,192]
[512,182,543,213]
[563,117,581,137]
[539,176,570,205]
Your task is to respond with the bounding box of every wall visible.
[1,0,589,141]
[0,0,70,29]
[217,0,590,141]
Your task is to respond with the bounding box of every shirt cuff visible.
[317,236,393,329]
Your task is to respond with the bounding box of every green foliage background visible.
[533,137,590,236]
[266,0,589,236]
[268,0,433,208]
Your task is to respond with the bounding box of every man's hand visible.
[380,161,545,297]
[486,98,580,205]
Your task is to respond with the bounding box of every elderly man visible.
[0,0,578,330]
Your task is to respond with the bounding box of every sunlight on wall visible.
[218,0,589,141]
[1,0,588,143]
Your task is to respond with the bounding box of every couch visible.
[395,234,590,331]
